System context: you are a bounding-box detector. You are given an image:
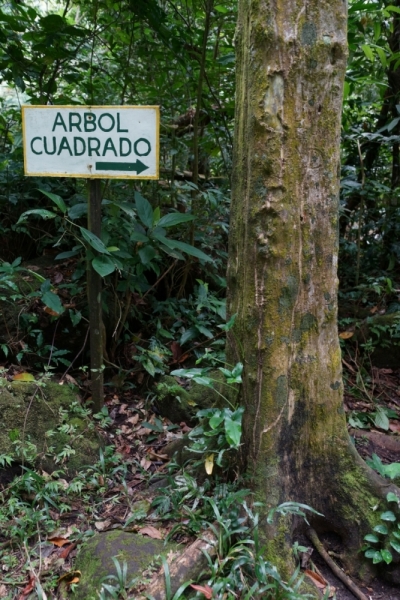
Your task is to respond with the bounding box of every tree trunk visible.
[227,0,398,573]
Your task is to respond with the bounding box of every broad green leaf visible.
[196,324,214,338]
[193,376,213,386]
[80,228,110,254]
[143,358,156,377]
[180,327,198,345]
[41,290,64,315]
[131,232,149,243]
[364,534,379,543]
[390,540,400,554]
[373,524,389,535]
[56,249,80,260]
[138,245,157,265]
[209,413,224,430]
[171,368,205,378]
[38,189,67,213]
[158,236,212,262]
[17,209,56,224]
[375,47,387,68]
[68,203,87,220]
[112,250,132,259]
[69,310,82,326]
[387,117,400,133]
[157,213,196,228]
[135,192,153,228]
[364,549,376,559]
[108,200,136,218]
[159,244,184,260]
[361,44,374,62]
[348,2,380,14]
[384,463,400,479]
[151,226,167,238]
[92,256,116,277]
[219,313,237,332]
[373,407,389,431]
[153,206,161,225]
[224,415,242,448]
[386,4,400,13]
[372,551,383,564]
[167,240,212,262]
[380,549,393,564]
[232,362,244,378]
[219,367,232,378]
[381,511,396,522]
[387,492,400,503]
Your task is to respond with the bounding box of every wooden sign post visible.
[22,105,159,411]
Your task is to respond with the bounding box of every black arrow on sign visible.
[95,160,149,174]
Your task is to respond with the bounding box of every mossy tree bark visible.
[227,0,399,569]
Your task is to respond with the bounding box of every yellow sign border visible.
[22,105,160,180]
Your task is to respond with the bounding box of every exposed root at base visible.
[306,527,368,600]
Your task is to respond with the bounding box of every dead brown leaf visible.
[339,331,354,339]
[148,451,169,461]
[190,584,213,598]
[138,526,162,540]
[58,570,81,585]
[53,272,64,284]
[18,574,35,599]
[62,374,79,386]
[180,421,192,434]
[304,569,327,589]
[94,520,111,531]
[127,414,139,425]
[171,340,182,362]
[48,537,71,548]
[59,543,77,559]
[140,458,152,470]
[136,427,152,436]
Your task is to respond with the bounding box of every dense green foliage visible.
[0,0,236,372]
[0,0,399,373]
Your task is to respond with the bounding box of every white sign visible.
[22,105,159,179]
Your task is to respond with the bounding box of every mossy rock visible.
[154,371,227,424]
[0,379,103,475]
[72,531,174,599]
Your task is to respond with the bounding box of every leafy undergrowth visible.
[343,359,400,467]
[0,367,319,600]
[2,356,400,599]
[0,375,179,598]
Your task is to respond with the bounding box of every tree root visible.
[306,527,369,600]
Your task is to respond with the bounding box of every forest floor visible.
[1,360,400,598]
